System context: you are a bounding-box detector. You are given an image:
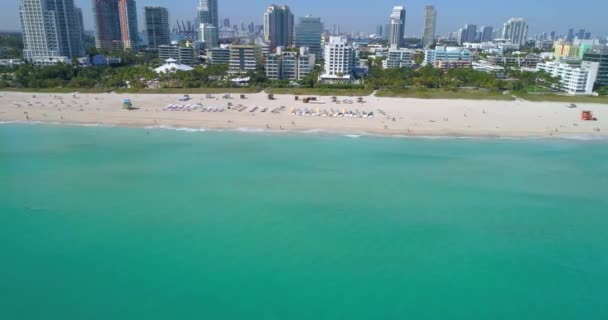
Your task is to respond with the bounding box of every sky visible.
[2,0,607,37]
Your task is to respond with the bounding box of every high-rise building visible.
[384,24,390,40]
[223,18,230,28]
[566,28,575,42]
[199,23,218,49]
[388,6,406,48]
[198,0,218,28]
[321,36,354,81]
[294,16,323,58]
[19,0,85,61]
[383,48,413,69]
[158,43,195,65]
[265,46,315,80]
[464,24,477,43]
[537,61,599,95]
[264,5,294,50]
[422,5,436,48]
[502,18,528,47]
[481,26,493,42]
[117,0,139,50]
[198,0,218,47]
[577,29,586,40]
[376,25,383,38]
[74,6,86,48]
[229,44,261,73]
[331,24,340,36]
[582,51,608,87]
[92,0,138,51]
[457,28,466,45]
[145,6,170,49]
[423,46,472,66]
[208,46,230,64]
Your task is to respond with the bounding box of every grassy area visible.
[515,93,608,104]
[115,87,263,94]
[265,87,374,96]
[376,88,515,101]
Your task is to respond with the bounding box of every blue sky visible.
[3,0,607,37]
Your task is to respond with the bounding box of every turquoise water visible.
[1,124,608,319]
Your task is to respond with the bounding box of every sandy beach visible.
[0,91,606,138]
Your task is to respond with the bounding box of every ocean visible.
[1,124,607,319]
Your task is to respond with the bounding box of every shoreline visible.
[1,91,607,139]
[3,120,608,141]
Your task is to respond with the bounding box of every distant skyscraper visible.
[464,24,477,43]
[199,23,218,49]
[223,18,230,28]
[145,6,170,49]
[502,18,528,47]
[384,24,389,40]
[74,6,86,48]
[19,0,85,60]
[388,6,406,48]
[92,0,138,51]
[198,0,219,28]
[332,24,340,36]
[457,28,466,45]
[422,5,436,47]
[577,29,586,40]
[481,26,493,42]
[376,25,383,38]
[117,0,139,50]
[294,16,323,58]
[264,5,294,50]
[566,28,575,42]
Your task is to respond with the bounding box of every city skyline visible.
[3,0,608,37]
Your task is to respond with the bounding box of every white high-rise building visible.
[388,6,406,48]
[321,36,354,81]
[19,0,85,62]
[422,5,436,48]
[502,18,528,47]
[536,61,599,95]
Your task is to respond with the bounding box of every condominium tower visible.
[198,0,219,47]
[388,6,406,48]
[294,16,323,58]
[198,0,219,29]
[480,26,494,42]
[145,6,170,49]
[321,36,354,81]
[92,0,139,51]
[422,5,436,48]
[19,0,85,60]
[264,5,294,50]
[502,18,528,47]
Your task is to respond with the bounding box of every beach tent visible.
[154,58,194,74]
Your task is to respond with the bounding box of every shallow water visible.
[1,124,608,319]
